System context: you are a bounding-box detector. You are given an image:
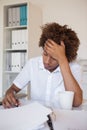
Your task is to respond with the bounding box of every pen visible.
[47,115,54,130]
[15,104,19,107]
[0,102,2,105]
[0,101,18,107]
[14,98,20,107]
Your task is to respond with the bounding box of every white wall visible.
[42,0,87,59]
[0,0,87,97]
[0,2,3,97]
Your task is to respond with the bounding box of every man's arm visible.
[45,39,83,107]
[59,57,83,107]
[2,84,21,108]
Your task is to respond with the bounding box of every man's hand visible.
[44,39,67,64]
[2,85,20,108]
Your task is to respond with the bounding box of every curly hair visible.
[39,22,80,62]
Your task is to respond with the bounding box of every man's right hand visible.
[2,84,21,108]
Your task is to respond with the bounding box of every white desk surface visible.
[0,98,87,110]
[0,99,87,130]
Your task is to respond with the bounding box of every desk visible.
[53,100,87,130]
[0,99,87,130]
[0,99,52,130]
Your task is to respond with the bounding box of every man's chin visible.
[44,65,58,72]
[45,66,50,70]
[44,66,53,71]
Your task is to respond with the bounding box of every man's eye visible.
[43,51,48,56]
[51,57,56,60]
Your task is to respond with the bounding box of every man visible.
[2,22,83,108]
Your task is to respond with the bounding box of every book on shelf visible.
[16,7,20,26]
[8,5,27,27]
[20,5,27,26]
[6,53,11,71]
[12,7,16,26]
[12,29,28,50]
[11,52,26,72]
[8,8,13,26]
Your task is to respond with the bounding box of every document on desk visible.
[0,101,52,130]
[53,109,87,130]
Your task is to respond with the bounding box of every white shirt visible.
[13,56,82,108]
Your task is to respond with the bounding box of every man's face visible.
[43,50,59,72]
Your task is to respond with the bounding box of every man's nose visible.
[45,56,51,64]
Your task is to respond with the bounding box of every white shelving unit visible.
[0,0,42,97]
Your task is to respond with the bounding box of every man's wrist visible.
[58,56,68,66]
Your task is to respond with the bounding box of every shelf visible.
[0,0,42,97]
[4,49,27,52]
[2,2,28,95]
[4,25,27,30]
[4,71,20,74]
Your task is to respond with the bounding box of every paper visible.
[53,109,87,130]
[0,101,52,130]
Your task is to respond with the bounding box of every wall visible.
[0,2,3,97]
[0,0,87,97]
[42,0,87,59]
[31,0,87,99]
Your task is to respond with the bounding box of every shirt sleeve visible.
[70,62,83,88]
[13,60,31,89]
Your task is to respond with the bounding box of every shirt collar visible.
[38,56,60,73]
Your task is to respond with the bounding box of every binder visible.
[20,6,23,25]
[20,29,25,49]
[12,30,18,49]
[22,6,25,25]
[17,30,21,49]
[12,7,16,26]
[8,8,13,26]
[24,5,27,25]
[6,53,11,71]
[25,5,27,25]
[12,30,15,49]
[16,7,20,26]
[17,29,27,49]
[21,29,27,49]
[20,5,27,26]
[21,52,26,69]
[12,30,23,50]
[11,52,21,72]
[11,52,26,72]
